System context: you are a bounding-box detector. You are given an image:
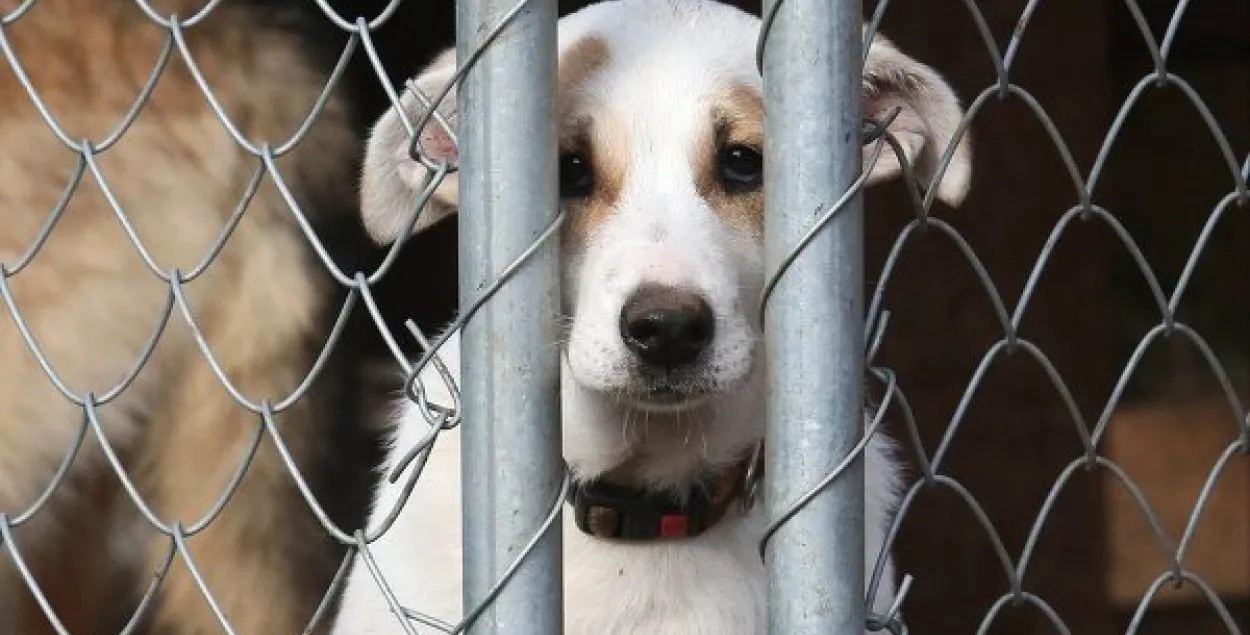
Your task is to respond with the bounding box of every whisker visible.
[698,415,710,459]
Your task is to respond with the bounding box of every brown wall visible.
[861,2,1116,633]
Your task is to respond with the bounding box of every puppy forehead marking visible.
[695,81,765,235]
[557,36,610,113]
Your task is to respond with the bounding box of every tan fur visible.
[561,112,631,247]
[694,82,766,235]
[555,37,633,246]
[1,1,358,633]
[555,36,611,116]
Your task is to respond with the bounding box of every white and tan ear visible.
[361,49,461,244]
[861,34,973,207]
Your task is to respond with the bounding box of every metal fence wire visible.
[1,0,1247,634]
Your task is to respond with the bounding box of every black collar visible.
[567,444,763,541]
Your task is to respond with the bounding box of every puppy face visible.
[362,0,972,453]
[552,26,768,415]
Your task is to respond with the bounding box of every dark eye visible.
[559,152,593,198]
[718,144,763,193]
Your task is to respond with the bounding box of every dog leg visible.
[0,200,179,634]
[124,222,354,635]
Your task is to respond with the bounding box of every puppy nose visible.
[619,285,715,370]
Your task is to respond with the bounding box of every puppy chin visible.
[609,366,752,415]
[625,388,714,415]
[563,338,758,415]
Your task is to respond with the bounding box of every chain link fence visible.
[2,0,1247,634]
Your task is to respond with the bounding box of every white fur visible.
[334,332,902,634]
[332,1,972,633]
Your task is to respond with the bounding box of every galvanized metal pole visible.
[761,0,865,634]
[456,1,562,634]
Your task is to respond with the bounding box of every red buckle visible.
[658,513,690,538]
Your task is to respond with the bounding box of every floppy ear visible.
[861,34,973,207]
[360,49,461,245]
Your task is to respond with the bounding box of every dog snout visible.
[619,285,715,371]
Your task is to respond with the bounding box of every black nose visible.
[619,285,715,370]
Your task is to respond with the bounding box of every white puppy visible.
[332,1,972,633]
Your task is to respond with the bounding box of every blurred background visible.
[332,1,1248,633]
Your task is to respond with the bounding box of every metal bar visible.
[455,1,562,634]
[761,1,865,634]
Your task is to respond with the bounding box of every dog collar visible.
[568,443,764,541]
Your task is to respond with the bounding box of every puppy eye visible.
[717,144,763,193]
[559,152,593,198]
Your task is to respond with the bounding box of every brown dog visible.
[0,1,384,632]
